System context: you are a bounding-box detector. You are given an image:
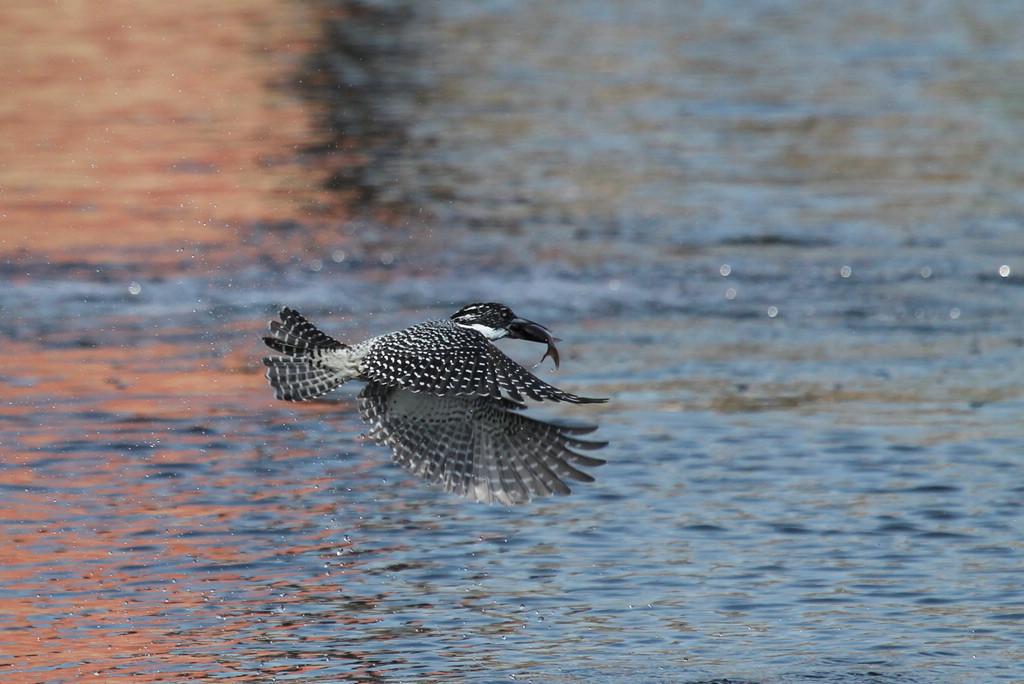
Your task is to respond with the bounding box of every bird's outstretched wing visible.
[357,382,606,505]
[359,320,606,404]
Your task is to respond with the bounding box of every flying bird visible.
[262,303,607,504]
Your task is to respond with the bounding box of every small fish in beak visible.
[507,318,562,369]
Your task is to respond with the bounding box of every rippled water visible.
[5,0,1024,682]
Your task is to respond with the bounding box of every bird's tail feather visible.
[264,307,344,356]
[262,308,349,401]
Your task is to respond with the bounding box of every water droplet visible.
[128,282,141,295]
[767,305,778,318]
[720,264,731,276]
[840,265,852,278]
[999,264,1011,277]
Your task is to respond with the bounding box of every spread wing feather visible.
[357,382,606,505]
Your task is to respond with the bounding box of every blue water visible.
[5,0,1024,682]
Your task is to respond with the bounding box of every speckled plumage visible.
[262,305,607,504]
[360,319,594,403]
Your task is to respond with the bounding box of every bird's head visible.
[451,302,562,368]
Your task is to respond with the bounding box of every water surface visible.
[3,1,1024,682]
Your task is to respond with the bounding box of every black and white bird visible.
[262,303,608,505]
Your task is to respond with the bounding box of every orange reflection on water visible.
[0,390,389,680]
[0,0,412,676]
[0,0,346,266]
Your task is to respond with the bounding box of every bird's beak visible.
[508,318,562,369]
